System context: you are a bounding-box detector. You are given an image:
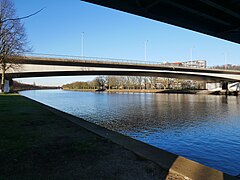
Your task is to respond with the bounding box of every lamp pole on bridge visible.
[81,32,84,57]
[190,48,192,60]
[224,53,227,70]
[190,46,195,61]
[145,40,148,61]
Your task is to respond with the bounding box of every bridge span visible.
[4,55,240,82]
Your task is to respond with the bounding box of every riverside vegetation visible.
[62,75,206,91]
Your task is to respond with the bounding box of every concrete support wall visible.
[206,83,221,90]
[207,82,240,92]
[3,80,10,93]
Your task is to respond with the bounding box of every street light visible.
[190,46,195,61]
[81,32,84,57]
[224,53,227,70]
[145,40,148,61]
[190,48,192,60]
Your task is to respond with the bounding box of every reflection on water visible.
[20,90,240,175]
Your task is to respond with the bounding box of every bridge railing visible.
[24,53,227,70]
[24,53,164,66]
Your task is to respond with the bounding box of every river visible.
[20,89,240,176]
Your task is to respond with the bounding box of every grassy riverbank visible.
[0,94,169,179]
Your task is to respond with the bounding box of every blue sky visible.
[14,0,240,86]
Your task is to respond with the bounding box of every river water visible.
[20,89,240,176]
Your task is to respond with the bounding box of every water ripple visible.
[20,90,240,176]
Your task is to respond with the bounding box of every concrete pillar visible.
[222,82,228,90]
[3,80,10,93]
[222,82,228,95]
[236,82,240,91]
[206,82,221,90]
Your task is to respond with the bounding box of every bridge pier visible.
[234,82,240,96]
[222,81,229,96]
[1,80,10,93]
[0,77,13,93]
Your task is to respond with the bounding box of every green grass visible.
[0,94,168,179]
[0,94,40,154]
[0,94,115,178]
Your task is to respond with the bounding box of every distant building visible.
[182,60,207,68]
[163,60,207,68]
[172,62,183,66]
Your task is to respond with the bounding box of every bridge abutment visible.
[1,80,10,93]
[0,77,13,93]
[222,82,229,95]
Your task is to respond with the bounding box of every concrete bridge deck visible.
[3,55,240,82]
[7,55,240,75]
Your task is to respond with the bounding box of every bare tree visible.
[136,76,143,89]
[95,76,106,89]
[161,78,169,90]
[126,76,131,90]
[106,76,118,90]
[129,76,137,89]
[117,76,126,89]
[0,0,43,92]
[143,77,149,89]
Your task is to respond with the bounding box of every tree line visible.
[62,76,205,90]
[211,64,240,71]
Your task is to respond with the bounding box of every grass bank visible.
[0,94,168,179]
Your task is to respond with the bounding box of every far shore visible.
[63,88,203,94]
[62,88,240,96]
[9,80,60,93]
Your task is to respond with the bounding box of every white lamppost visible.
[145,40,148,61]
[190,48,193,61]
[224,53,227,70]
[81,32,84,57]
[190,46,195,61]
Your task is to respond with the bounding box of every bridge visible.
[2,1,239,93]
[3,54,240,83]
[83,0,240,44]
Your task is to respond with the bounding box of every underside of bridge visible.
[83,0,240,44]
[5,70,237,82]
